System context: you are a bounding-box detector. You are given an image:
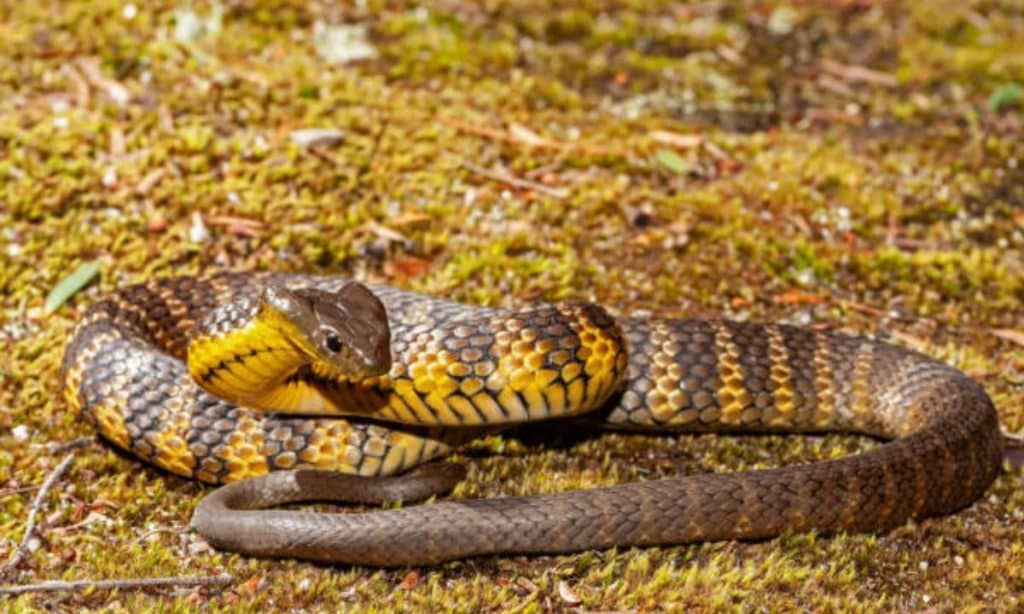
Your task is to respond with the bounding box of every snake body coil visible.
[61,273,1004,566]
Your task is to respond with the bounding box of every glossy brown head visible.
[261,281,392,378]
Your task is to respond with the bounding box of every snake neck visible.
[187,303,346,411]
[185,295,630,426]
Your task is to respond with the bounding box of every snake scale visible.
[61,272,1004,566]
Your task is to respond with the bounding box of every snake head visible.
[262,282,392,378]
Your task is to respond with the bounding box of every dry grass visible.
[1,1,1022,610]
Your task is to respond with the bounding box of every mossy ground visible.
[2,1,1023,611]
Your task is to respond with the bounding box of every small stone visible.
[290,128,345,149]
[12,424,30,442]
[313,22,377,64]
[189,212,209,243]
[147,215,168,234]
[187,535,214,556]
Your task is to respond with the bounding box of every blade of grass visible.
[44,261,101,314]
[655,148,691,174]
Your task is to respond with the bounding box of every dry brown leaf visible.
[991,328,1024,347]
[557,580,582,605]
[508,122,550,146]
[389,212,433,228]
[137,168,167,195]
[649,130,703,149]
[399,570,420,590]
[109,125,126,157]
[819,59,898,88]
[241,574,263,594]
[513,576,538,595]
[384,256,431,279]
[76,57,131,104]
[205,215,264,237]
[772,290,828,305]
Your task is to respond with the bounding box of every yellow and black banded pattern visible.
[61,273,1005,566]
[62,274,458,483]
[186,287,626,427]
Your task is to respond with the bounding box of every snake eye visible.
[324,333,343,353]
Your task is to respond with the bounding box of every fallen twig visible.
[819,59,898,88]
[460,161,568,199]
[0,574,234,596]
[0,486,39,501]
[834,298,886,317]
[76,57,131,105]
[49,437,95,454]
[439,115,621,157]
[0,453,75,577]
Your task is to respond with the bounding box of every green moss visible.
[2,0,1023,610]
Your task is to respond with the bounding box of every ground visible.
[1,0,1023,611]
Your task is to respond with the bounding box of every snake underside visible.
[61,273,1004,566]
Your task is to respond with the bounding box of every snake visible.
[60,272,1004,567]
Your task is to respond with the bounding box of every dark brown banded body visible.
[61,273,1005,565]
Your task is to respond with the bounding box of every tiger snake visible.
[60,272,1004,566]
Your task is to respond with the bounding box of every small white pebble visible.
[12,424,30,442]
[795,268,817,286]
[790,310,813,327]
[187,537,214,556]
[410,6,429,22]
[227,191,241,205]
[313,22,377,64]
[767,6,797,35]
[290,128,345,149]
[189,212,209,243]
[7,243,22,258]
[102,167,118,187]
[922,594,931,604]
[919,561,929,571]
[953,555,964,566]
[298,578,311,591]
[122,3,137,19]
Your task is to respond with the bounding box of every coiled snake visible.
[61,272,1004,566]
